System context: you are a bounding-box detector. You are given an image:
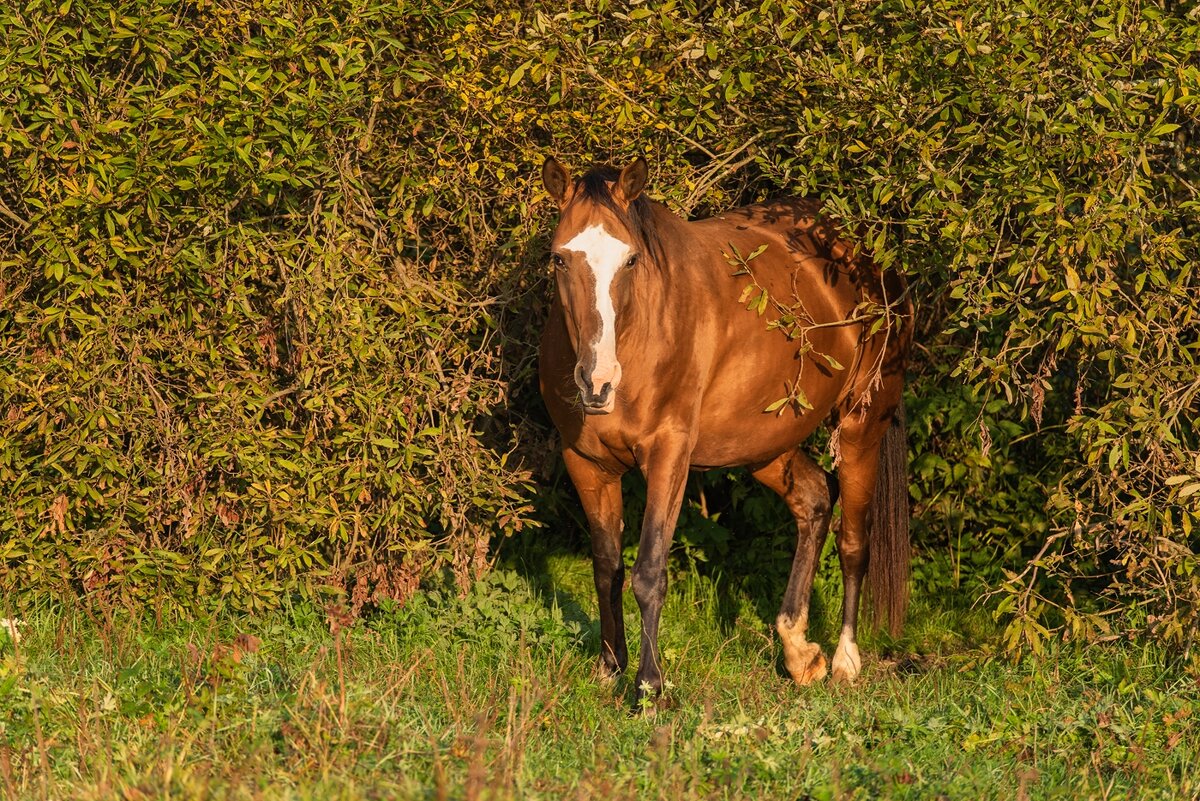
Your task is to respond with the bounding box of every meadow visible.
[3,538,1197,800]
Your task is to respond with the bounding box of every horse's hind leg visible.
[563,449,628,678]
[831,400,900,684]
[752,450,835,686]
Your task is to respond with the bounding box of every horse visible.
[537,155,912,707]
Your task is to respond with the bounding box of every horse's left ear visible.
[614,156,648,205]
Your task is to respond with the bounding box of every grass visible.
[1,543,1198,800]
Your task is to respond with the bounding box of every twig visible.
[680,134,767,213]
[573,59,717,159]
[0,197,29,229]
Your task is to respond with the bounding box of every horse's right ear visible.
[542,157,571,206]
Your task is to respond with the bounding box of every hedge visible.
[0,0,542,610]
[1,0,1198,649]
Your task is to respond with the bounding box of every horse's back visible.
[688,196,910,374]
[678,197,908,467]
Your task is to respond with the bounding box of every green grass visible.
[2,546,1197,800]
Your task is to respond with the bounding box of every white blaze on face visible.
[561,223,630,393]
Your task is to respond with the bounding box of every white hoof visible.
[831,634,861,684]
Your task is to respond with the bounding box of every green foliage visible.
[0,0,535,608]
[2,0,1198,648]
[383,567,588,649]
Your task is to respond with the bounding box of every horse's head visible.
[541,156,652,415]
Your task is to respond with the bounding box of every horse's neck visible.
[624,204,708,342]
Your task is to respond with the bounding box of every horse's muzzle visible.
[575,361,619,415]
[581,382,615,414]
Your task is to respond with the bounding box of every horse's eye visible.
[551,253,565,269]
[624,253,639,269]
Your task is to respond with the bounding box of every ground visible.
[1,545,1197,800]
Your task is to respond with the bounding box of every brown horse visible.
[538,156,912,706]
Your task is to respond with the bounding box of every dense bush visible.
[0,0,539,609]
[2,0,1197,650]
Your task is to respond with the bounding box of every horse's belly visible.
[689,396,828,469]
[688,326,851,469]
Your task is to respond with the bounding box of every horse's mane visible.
[574,165,667,267]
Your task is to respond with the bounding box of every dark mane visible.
[574,165,667,266]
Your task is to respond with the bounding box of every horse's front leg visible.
[563,449,628,678]
[630,435,692,709]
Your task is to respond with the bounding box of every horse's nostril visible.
[579,380,614,410]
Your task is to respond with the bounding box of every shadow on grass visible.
[499,525,844,690]
[497,465,999,698]
[499,533,599,658]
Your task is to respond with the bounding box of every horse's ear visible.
[542,157,571,206]
[614,156,648,205]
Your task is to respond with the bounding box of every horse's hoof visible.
[629,678,666,714]
[596,651,627,683]
[785,642,828,686]
[830,668,858,684]
[799,649,828,685]
[830,642,862,684]
[630,693,677,716]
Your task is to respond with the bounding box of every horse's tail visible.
[867,401,910,637]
